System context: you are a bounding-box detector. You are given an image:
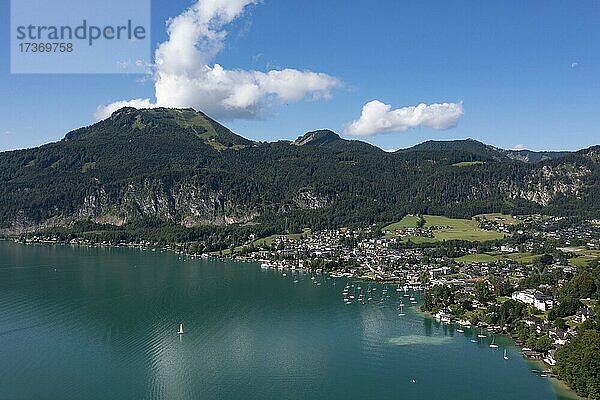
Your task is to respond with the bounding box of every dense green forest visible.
[0,107,598,245]
[555,329,600,399]
[553,261,600,399]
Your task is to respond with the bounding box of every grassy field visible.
[383,215,421,232]
[454,253,498,263]
[385,215,506,243]
[475,213,522,225]
[455,252,541,265]
[212,228,311,256]
[424,215,505,242]
[504,252,541,264]
[252,229,311,247]
[452,161,485,167]
[568,250,600,267]
[454,250,600,267]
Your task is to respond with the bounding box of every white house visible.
[512,289,554,311]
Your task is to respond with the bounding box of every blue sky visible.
[0,0,599,152]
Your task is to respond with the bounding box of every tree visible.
[534,335,553,354]
[549,297,582,320]
[555,330,600,399]
[540,253,554,266]
[553,318,567,330]
[475,281,493,303]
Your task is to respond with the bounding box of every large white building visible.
[512,289,554,311]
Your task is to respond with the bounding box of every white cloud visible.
[95,99,156,120]
[96,0,340,121]
[512,144,526,151]
[571,62,579,68]
[345,100,463,136]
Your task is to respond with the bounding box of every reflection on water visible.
[0,242,567,400]
[388,335,452,346]
[424,316,433,335]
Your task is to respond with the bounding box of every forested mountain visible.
[401,139,571,163]
[0,107,598,241]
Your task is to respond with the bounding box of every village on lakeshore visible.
[17,213,600,377]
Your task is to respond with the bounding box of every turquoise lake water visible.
[0,241,571,399]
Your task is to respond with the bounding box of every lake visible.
[0,241,572,399]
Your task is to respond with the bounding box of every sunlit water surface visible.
[0,241,570,399]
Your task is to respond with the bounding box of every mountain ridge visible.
[0,107,598,239]
[2,107,588,158]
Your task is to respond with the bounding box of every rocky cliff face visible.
[77,178,258,228]
[500,164,591,206]
[0,108,598,235]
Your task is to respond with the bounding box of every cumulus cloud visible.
[96,0,340,121]
[345,100,463,136]
[513,144,526,151]
[95,98,156,120]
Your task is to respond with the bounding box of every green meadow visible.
[384,214,507,243]
[454,252,541,265]
[475,213,522,225]
[451,161,485,167]
[212,228,312,255]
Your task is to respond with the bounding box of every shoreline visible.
[3,237,410,283]
[527,359,584,400]
[1,239,587,399]
[419,308,584,400]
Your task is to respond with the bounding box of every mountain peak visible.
[65,107,252,150]
[293,130,342,146]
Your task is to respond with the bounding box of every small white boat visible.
[178,323,184,335]
[503,349,509,360]
[456,329,465,333]
[489,336,498,348]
